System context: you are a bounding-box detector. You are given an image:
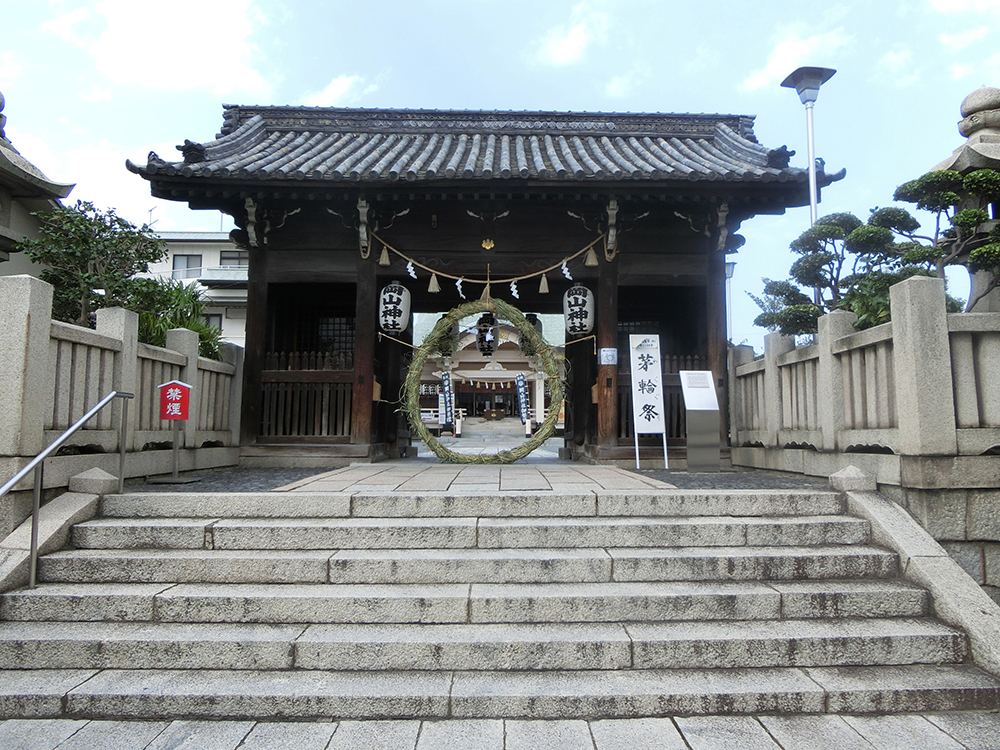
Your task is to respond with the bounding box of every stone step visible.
[0,580,927,624]
[70,515,870,551]
[37,545,898,584]
[1,664,996,720]
[295,617,965,671]
[0,618,965,672]
[476,516,869,549]
[99,490,845,519]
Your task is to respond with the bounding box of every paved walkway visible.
[275,461,671,494]
[2,713,998,749]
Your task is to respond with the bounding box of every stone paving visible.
[2,713,999,749]
[51,427,997,748]
[274,461,670,494]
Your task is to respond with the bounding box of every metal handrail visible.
[0,390,133,589]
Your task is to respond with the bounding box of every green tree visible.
[751,168,1000,335]
[892,169,1000,311]
[17,200,166,326]
[123,277,222,360]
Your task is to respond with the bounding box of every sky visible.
[1,0,997,351]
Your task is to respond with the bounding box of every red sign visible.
[158,380,191,421]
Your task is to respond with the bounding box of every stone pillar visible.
[763,332,795,448]
[727,344,755,447]
[219,342,244,447]
[890,276,958,456]
[0,276,52,457]
[166,328,201,449]
[96,307,139,452]
[816,310,857,452]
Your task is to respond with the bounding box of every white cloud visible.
[304,74,378,107]
[80,86,112,102]
[0,130,68,183]
[741,28,851,92]
[604,64,650,99]
[42,0,272,98]
[876,47,920,87]
[0,51,22,88]
[940,27,989,50]
[605,75,633,98]
[950,52,1000,82]
[930,0,1000,12]
[535,2,609,66]
[41,6,91,42]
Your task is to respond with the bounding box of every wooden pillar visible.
[706,250,728,443]
[351,254,377,445]
[240,243,268,444]
[597,255,619,447]
[567,335,592,455]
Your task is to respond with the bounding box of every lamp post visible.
[781,66,836,227]
[725,261,736,343]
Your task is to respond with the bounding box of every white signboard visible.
[679,371,720,411]
[629,335,666,433]
[628,335,669,469]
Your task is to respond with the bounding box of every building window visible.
[172,254,202,279]
[317,316,355,353]
[219,249,249,267]
[205,313,223,330]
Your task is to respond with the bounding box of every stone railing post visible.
[728,344,755,445]
[219,342,244,446]
[890,276,958,455]
[816,310,857,452]
[763,332,795,448]
[96,307,139,451]
[165,328,201,449]
[0,276,53,457]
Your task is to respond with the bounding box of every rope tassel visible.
[378,244,390,266]
[428,273,441,293]
[539,274,549,294]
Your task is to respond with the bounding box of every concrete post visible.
[890,276,958,456]
[165,328,201,449]
[219,342,244,447]
[533,373,546,427]
[96,307,139,452]
[816,310,857,452]
[728,344,755,446]
[763,332,795,448]
[0,276,53,457]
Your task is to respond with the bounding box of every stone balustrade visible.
[0,275,242,536]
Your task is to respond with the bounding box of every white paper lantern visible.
[563,285,594,335]
[379,281,411,334]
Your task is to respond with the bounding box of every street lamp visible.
[781,66,836,227]
[725,261,736,343]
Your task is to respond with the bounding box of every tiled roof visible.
[128,107,828,187]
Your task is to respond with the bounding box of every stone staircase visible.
[1,486,998,720]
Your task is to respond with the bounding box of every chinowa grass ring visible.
[403,297,563,464]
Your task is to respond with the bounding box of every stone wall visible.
[0,275,242,536]
[730,275,1000,602]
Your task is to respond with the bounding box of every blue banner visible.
[441,372,454,424]
[515,373,530,425]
